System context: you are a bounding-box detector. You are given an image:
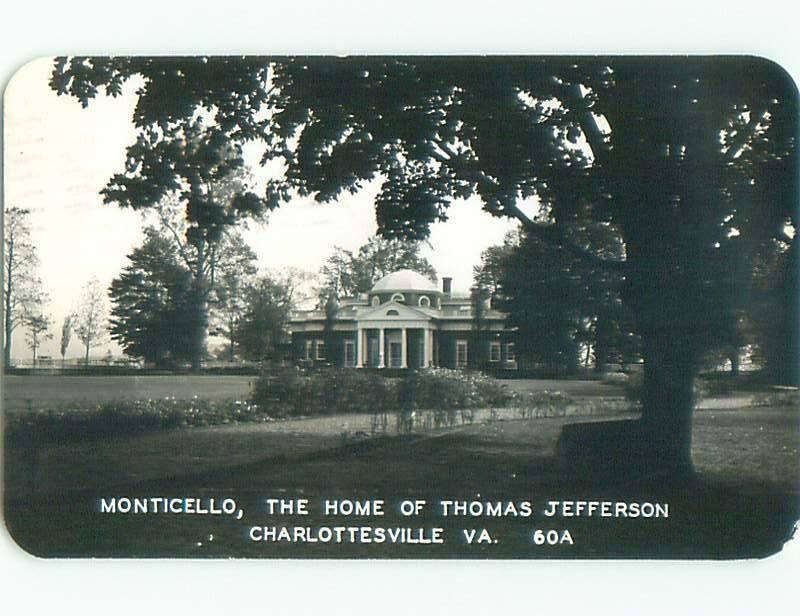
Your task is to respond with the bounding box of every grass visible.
[2,374,255,412]
[3,373,629,446]
[4,398,798,559]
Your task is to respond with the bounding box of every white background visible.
[1,1,799,614]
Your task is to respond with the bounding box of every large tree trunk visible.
[188,285,207,372]
[3,323,10,368]
[229,314,236,362]
[638,332,696,473]
[188,238,209,372]
[559,339,696,478]
[560,217,698,478]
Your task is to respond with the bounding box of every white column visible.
[356,326,363,368]
[401,328,408,368]
[378,327,385,368]
[426,329,434,367]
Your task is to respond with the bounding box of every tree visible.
[48,85,271,368]
[4,207,48,367]
[476,226,637,374]
[262,58,796,471]
[25,313,53,364]
[472,230,521,300]
[108,229,196,367]
[51,57,797,473]
[209,232,258,361]
[74,278,108,365]
[236,272,299,362]
[317,236,436,301]
[748,235,798,382]
[60,314,75,367]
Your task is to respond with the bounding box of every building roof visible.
[370,269,440,294]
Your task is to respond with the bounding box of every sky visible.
[4,57,517,361]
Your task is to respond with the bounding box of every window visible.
[344,340,356,367]
[390,293,405,303]
[456,340,468,368]
[489,341,501,363]
[371,296,380,306]
[504,343,516,362]
[386,309,400,316]
[315,340,326,361]
[304,340,313,361]
[418,295,430,308]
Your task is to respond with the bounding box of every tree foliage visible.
[475,226,638,373]
[317,235,436,301]
[25,313,53,363]
[108,229,197,367]
[262,57,797,469]
[236,272,300,362]
[208,232,259,361]
[748,236,798,382]
[60,314,75,366]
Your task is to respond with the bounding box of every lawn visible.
[4,391,798,559]
[2,374,624,414]
[2,374,255,412]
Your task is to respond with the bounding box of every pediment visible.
[355,300,434,322]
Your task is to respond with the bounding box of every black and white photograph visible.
[3,53,798,561]
[1,3,799,613]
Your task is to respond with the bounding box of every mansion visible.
[289,270,517,371]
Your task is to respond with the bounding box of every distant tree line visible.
[473,223,795,379]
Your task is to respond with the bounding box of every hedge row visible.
[250,367,514,416]
[4,398,268,446]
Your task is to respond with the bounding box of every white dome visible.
[371,269,439,294]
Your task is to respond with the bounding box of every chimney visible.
[442,277,452,296]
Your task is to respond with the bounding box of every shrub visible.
[4,397,269,446]
[249,367,513,417]
[751,390,800,407]
[251,367,403,416]
[511,390,573,418]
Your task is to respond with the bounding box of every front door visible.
[388,342,402,368]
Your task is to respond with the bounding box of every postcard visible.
[3,55,798,559]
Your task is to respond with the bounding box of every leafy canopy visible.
[51,56,798,367]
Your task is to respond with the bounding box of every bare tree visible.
[3,207,47,367]
[74,278,108,366]
[25,313,53,364]
[60,314,75,367]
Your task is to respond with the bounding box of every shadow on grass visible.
[5,419,798,560]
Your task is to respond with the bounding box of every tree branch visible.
[512,210,628,272]
[157,207,193,271]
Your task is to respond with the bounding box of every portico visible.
[356,303,435,369]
